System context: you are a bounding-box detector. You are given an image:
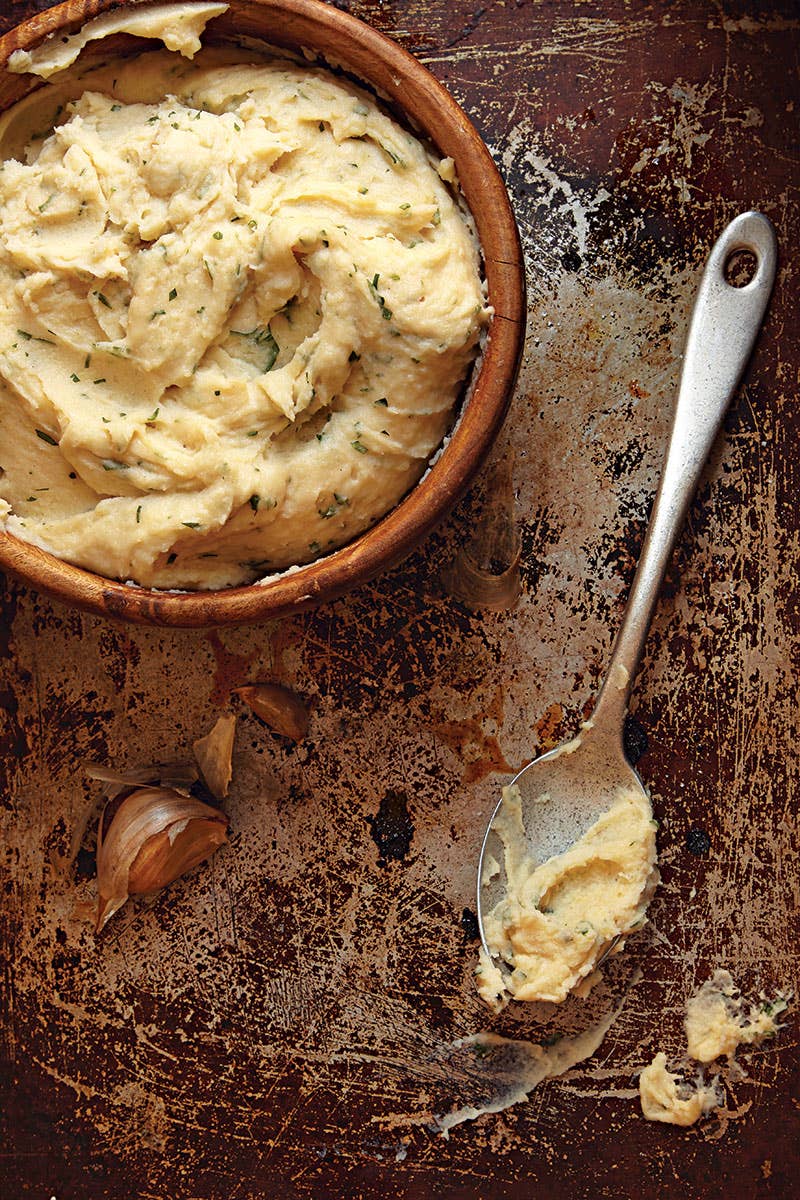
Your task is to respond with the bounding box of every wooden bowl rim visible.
[0,0,525,627]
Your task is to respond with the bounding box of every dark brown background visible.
[1,1,798,1197]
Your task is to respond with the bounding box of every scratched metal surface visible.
[1,1,798,1196]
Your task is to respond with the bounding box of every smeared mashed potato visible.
[477,781,658,1009]
[0,31,488,587]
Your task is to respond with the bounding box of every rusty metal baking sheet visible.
[1,1,798,1196]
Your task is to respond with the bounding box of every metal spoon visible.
[477,211,778,973]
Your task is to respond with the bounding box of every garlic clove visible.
[234,683,309,741]
[192,713,236,800]
[95,786,228,932]
[127,816,228,896]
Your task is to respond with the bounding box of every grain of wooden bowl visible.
[0,0,525,627]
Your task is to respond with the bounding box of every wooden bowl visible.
[0,0,525,627]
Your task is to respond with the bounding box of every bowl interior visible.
[0,0,525,626]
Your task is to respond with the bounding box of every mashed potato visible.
[638,1053,720,1126]
[477,781,659,1009]
[638,971,788,1125]
[0,34,488,587]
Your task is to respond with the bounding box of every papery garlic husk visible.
[439,547,521,611]
[234,683,309,741]
[439,451,521,612]
[84,760,198,799]
[95,787,228,933]
[193,713,236,800]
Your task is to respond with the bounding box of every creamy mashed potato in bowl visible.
[0,1,524,625]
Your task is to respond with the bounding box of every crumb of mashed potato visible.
[638,1052,720,1126]
[476,781,658,1010]
[0,42,489,589]
[685,968,788,1063]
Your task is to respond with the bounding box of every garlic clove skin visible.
[234,683,309,741]
[84,760,199,799]
[439,451,521,612]
[193,713,236,800]
[95,787,228,933]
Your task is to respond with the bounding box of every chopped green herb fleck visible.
[136,505,142,523]
[230,326,279,372]
[348,350,361,362]
[145,408,159,424]
[212,230,223,240]
[35,429,58,446]
[70,372,80,382]
[182,521,201,529]
[540,1033,562,1048]
[374,396,388,407]
[351,440,368,454]
[95,292,111,308]
[249,494,260,511]
[369,274,392,321]
[150,309,165,321]
[168,287,178,301]
[93,378,106,385]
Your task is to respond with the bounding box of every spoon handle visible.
[589,211,777,742]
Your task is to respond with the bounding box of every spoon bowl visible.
[477,211,777,992]
[477,725,642,949]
